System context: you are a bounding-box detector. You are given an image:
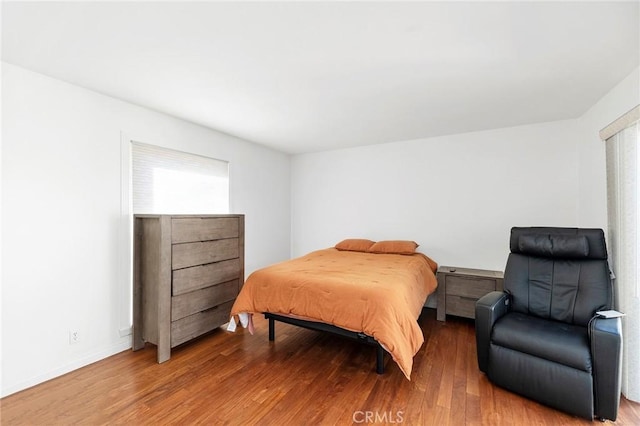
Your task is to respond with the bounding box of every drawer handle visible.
[202,305,220,313]
[459,296,478,301]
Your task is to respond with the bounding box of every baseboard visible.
[1,340,132,398]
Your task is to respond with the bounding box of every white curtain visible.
[603,105,640,402]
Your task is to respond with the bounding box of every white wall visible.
[577,66,640,229]
[292,120,579,271]
[1,63,291,397]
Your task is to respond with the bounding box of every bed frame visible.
[264,312,386,374]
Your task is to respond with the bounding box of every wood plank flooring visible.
[2,309,639,425]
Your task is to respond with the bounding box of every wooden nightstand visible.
[436,266,504,321]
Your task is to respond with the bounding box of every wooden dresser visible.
[436,266,503,321]
[132,214,244,362]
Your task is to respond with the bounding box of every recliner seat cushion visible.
[492,312,592,372]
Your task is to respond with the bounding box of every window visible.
[131,142,229,214]
[117,140,230,338]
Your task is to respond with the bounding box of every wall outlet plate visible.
[69,330,80,344]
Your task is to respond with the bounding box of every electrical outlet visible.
[69,330,80,344]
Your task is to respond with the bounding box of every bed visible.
[228,239,438,379]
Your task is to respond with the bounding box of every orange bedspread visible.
[230,248,438,379]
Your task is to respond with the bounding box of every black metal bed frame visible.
[264,312,386,374]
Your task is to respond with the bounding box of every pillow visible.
[518,234,589,258]
[367,240,419,255]
[334,238,376,252]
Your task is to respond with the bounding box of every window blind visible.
[602,105,640,402]
[131,142,229,214]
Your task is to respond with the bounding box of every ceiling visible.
[2,2,639,154]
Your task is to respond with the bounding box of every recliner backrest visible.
[504,227,612,326]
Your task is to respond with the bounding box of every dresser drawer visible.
[172,258,241,295]
[171,300,234,347]
[172,238,239,270]
[445,276,496,298]
[172,217,239,244]
[171,279,239,321]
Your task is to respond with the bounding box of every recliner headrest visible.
[510,227,607,260]
[518,234,589,258]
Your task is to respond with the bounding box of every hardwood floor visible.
[2,309,639,425]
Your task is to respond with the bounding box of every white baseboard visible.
[1,340,132,398]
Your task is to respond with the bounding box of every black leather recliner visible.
[475,227,623,421]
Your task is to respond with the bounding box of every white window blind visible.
[131,142,229,214]
[602,105,640,402]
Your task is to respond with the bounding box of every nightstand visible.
[436,266,504,321]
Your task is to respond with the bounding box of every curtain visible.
[602,105,640,402]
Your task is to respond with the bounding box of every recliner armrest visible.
[589,316,623,421]
[475,291,510,372]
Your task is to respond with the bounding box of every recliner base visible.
[488,343,594,420]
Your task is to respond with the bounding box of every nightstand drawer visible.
[445,295,476,319]
[446,276,496,298]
